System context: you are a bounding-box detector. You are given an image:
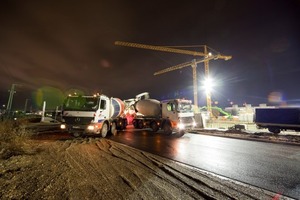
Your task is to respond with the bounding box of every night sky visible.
[0,0,299,110]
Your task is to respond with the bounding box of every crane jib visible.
[114,40,232,114]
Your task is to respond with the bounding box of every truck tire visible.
[150,121,159,132]
[132,120,138,128]
[101,122,109,137]
[121,119,127,130]
[138,120,144,129]
[122,122,127,130]
[163,123,172,135]
[111,122,117,136]
[176,130,185,137]
[268,127,280,135]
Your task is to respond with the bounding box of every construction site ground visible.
[0,122,298,199]
[201,120,300,145]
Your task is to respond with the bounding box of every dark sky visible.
[0,0,299,110]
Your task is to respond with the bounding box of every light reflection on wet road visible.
[108,126,300,199]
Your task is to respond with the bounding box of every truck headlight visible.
[177,123,185,130]
[60,124,66,129]
[193,122,197,127]
[87,125,95,131]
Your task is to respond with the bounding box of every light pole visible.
[6,83,22,116]
[6,84,17,115]
[24,99,30,113]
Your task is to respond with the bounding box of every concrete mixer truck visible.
[131,92,196,136]
[60,94,127,137]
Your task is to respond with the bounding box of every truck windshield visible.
[63,96,99,111]
[177,102,193,113]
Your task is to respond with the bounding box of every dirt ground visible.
[0,131,295,200]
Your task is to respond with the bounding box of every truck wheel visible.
[133,120,138,128]
[268,127,280,135]
[111,122,117,136]
[176,130,185,137]
[121,119,127,130]
[150,121,159,132]
[138,120,144,129]
[101,122,108,137]
[163,123,172,135]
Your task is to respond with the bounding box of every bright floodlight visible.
[203,77,213,94]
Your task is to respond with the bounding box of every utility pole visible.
[6,84,17,115]
[24,99,29,113]
[6,83,22,117]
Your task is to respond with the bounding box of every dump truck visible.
[131,92,196,136]
[60,94,127,137]
[255,107,300,134]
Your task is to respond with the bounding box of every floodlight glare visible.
[203,77,214,94]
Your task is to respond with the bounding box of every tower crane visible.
[114,41,232,115]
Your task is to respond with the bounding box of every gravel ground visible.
[0,131,295,200]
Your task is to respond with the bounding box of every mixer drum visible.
[135,99,161,117]
[110,98,125,118]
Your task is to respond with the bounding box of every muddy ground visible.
[0,129,297,199]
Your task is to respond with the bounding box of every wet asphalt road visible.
[108,126,300,199]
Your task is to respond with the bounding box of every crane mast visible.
[204,45,212,115]
[115,41,232,116]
